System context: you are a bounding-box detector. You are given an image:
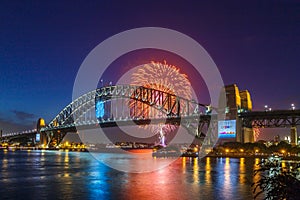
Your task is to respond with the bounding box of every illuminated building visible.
[37,118,46,146]
[219,84,254,144]
[225,84,241,119]
[239,90,252,112]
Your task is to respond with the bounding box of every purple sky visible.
[0,0,299,135]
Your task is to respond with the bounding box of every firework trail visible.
[130,61,192,145]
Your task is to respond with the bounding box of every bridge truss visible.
[41,85,212,147]
[0,129,37,142]
[239,110,300,128]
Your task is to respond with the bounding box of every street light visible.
[291,103,295,110]
[264,105,269,111]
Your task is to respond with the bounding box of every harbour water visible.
[0,150,260,200]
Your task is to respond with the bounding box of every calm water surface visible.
[0,150,261,200]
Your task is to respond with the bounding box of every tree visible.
[252,157,300,200]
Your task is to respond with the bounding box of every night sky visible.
[0,0,299,137]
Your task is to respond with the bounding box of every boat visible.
[152,146,181,157]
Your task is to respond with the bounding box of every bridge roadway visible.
[1,111,299,142]
[1,110,300,144]
[41,115,211,131]
[1,117,212,146]
[1,84,299,146]
[1,129,37,139]
[239,109,300,128]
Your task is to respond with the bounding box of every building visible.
[239,90,252,112]
[225,84,241,119]
[218,84,254,144]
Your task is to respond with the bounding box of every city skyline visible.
[0,0,299,135]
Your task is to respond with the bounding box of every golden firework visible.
[130,61,192,135]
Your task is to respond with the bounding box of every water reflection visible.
[239,157,246,184]
[87,160,111,199]
[64,151,69,169]
[240,158,245,172]
[252,157,262,199]
[254,158,260,169]
[193,158,199,183]
[0,151,257,200]
[2,158,8,169]
[205,157,212,184]
[1,157,9,183]
[121,165,182,200]
[223,157,232,198]
[182,157,186,172]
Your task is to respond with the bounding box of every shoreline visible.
[1,147,300,161]
[205,153,300,161]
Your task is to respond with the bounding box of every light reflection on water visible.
[239,157,246,184]
[193,157,199,183]
[205,157,212,184]
[223,157,232,199]
[0,151,257,200]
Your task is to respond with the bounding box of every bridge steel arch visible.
[41,85,211,147]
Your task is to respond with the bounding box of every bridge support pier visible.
[40,132,49,147]
[291,126,298,146]
[242,128,254,143]
[236,118,254,143]
[40,131,67,148]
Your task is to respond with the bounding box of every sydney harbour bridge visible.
[40,84,212,147]
[1,84,300,147]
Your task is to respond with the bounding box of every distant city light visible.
[264,105,272,111]
[291,103,296,110]
[264,105,269,111]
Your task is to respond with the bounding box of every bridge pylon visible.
[291,126,298,146]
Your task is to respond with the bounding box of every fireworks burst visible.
[130,61,192,145]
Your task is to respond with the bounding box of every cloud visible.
[0,117,35,133]
[12,110,35,121]
[0,111,36,133]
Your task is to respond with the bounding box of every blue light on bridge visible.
[96,101,105,118]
